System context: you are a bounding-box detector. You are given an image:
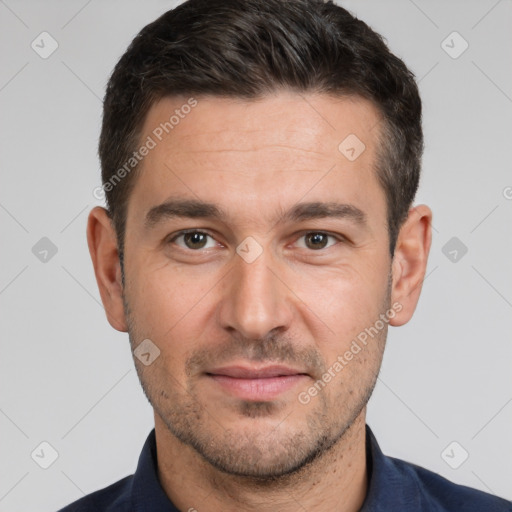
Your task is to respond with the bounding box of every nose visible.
[218,249,293,340]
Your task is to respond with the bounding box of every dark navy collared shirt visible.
[58,425,511,511]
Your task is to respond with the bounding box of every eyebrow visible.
[144,198,367,230]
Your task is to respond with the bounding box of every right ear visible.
[86,206,128,332]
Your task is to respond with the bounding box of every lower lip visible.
[208,374,308,401]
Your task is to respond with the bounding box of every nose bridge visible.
[220,244,292,339]
[238,252,274,303]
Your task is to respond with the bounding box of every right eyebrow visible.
[144,198,226,231]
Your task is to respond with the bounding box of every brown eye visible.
[295,232,339,251]
[305,232,329,250]
[183,232,208,249]
[171,231,216,250]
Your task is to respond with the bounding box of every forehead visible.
[127,92,385,227]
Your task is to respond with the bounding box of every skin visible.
[87,92,432,512]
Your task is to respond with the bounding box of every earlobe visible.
[86,206,128,332]
[389,204,432,327]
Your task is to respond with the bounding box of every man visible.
[59,0,511,510]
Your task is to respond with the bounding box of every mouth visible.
[205,365,309,401]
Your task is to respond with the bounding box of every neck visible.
[154,410,369,512]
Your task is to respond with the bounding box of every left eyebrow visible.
[144,198,368,231]
[281,201,368,227]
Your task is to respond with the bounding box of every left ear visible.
[389,204,432,327]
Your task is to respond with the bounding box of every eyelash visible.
[167,229,344,251]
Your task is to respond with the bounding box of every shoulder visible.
[390,455,512,512]
[57,474,133,512]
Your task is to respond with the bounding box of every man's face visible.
[122,92,393,478]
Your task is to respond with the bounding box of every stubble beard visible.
[123,280,390,483]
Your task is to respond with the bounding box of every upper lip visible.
[206,365,307,379]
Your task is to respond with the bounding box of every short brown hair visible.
[99,0,423,271]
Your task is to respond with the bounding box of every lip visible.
[206,365,309,401]
[207,365,307,379]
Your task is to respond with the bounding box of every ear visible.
[389,204,432,327]
[86,206,128,332]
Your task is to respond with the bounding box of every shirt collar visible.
[130,428,179,511]
[360,424,422,511]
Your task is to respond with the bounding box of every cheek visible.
[128,264,218,364]
[126,265,215,346]
[292,261,389,337]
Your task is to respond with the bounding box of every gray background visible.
[0,0,511,510]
